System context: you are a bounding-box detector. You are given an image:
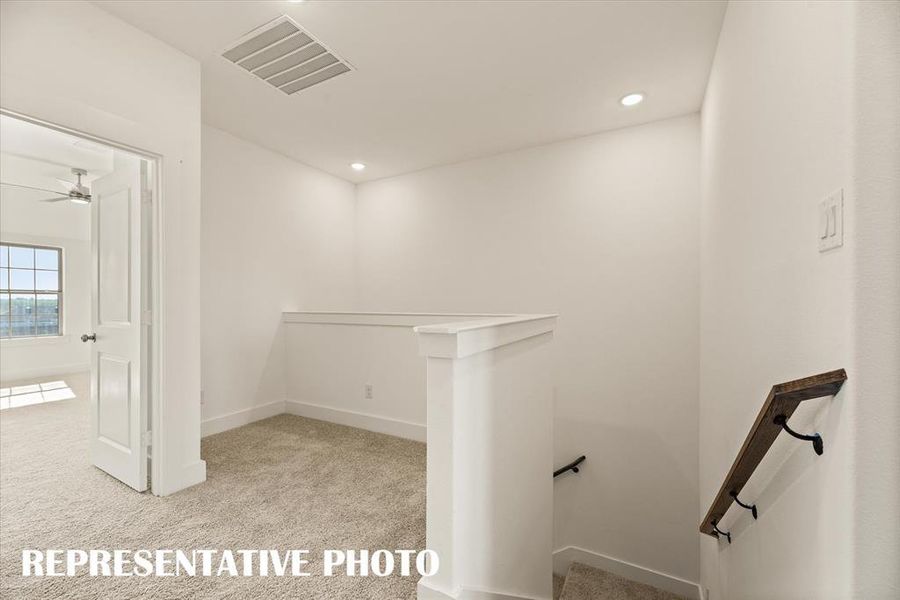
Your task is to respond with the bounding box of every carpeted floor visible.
[558,563,687,600]
[0,372,426,599]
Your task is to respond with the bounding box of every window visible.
[0,243,63,339]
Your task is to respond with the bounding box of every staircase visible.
[554,563,688,600]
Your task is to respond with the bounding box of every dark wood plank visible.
[700,369,847,536]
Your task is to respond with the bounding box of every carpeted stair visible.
[555,562,688,600]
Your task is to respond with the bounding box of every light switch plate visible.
[818,189,843,252]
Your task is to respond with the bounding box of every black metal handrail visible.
[554,455,586,478]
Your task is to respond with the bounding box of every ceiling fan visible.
[0,167,92,204]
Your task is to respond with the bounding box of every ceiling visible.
[0,115,113,237]
[0,114,114,200]
[92,1,726,183]
[0,115,114,183]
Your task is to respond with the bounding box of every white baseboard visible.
[201,398,426,442]
[417,580,457,600]
[0,362,89,385]
[459,589,549,600]
[285,399,426,442]
[417,579,549,600]
[201,400,286,437]
[553,546,700,600]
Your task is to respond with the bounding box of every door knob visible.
[81,333,96,343]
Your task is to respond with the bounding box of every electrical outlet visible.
[364,384,374,400]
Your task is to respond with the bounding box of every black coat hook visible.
[711,520,731,544]
[774,414,824,455]
[729,490,758,519]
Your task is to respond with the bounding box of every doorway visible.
[0,113,157,492]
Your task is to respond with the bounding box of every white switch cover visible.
[818,189,843,252]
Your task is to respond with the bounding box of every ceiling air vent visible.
[221,16,352,95]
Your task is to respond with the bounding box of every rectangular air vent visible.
[222,16,352,95]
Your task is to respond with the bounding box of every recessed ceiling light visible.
[620,93,644,107]
[350,162,366,171]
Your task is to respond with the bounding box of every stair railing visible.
[554,455,586,478]
[700,369,847,542]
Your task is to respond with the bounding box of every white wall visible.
[285,320,424,439]
[0,211,91,381]
[1,0,204,495]
[279,312,501,442]
[850,1,900,596]
[200,126,356,431]
[697,1,898,598]
[356,115,701,590]
[0,148,108,382]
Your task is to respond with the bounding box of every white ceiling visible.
[0,115,111,237]
[93,0,726,183]
[0,115,114,183]
[0,114,114,202]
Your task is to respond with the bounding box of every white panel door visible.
[87,156,147,491]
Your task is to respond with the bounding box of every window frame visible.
[0,241,64,340]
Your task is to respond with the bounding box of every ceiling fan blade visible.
[0,181,67,195]
[41,196,72,203]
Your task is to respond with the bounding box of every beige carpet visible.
[553,573,565,599]
[559,563,687,600]
[0,372,426,599]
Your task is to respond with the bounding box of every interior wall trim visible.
[552,546,701,600]
[283,311,507,328]
[201,400,286,438]
[285,398,426,442]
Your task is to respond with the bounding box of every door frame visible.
[1,107,165,495]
